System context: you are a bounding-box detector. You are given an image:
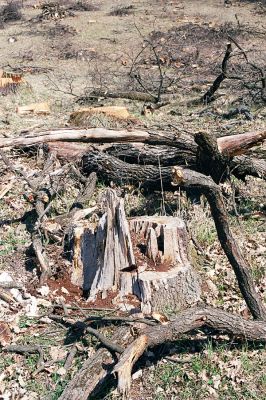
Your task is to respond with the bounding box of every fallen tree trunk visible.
[172,166,266,320]
[0,127,265,156]
[82,150,266,192]
[82,150,174,191]
[46,141,266,182]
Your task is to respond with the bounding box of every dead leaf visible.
[151,312,169,325]
[0,322,12,346]
[36,285,50,297]
[57,366,67,376]
[49,346,67,361]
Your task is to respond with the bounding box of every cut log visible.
[69,106,131,123]
[16,102,50,115]
[82,150,175,191]
[69,190,201,313]
[45,141,266,182]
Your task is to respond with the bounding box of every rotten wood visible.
[69,188,136,296]
[172,166,266,320]
[129,216,201,314]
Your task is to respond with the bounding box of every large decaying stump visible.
[70,189,201,313]
[129,216,201,313]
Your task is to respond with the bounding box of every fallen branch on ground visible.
[60,305,266,399]
[1,127,265,157]
[172,167,266,320]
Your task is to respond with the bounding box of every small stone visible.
[8,37,17,43]
[61,286,69,295]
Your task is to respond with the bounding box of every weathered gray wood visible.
[70,195,201,313]
[70,189,136,300]
[129,216,201,314]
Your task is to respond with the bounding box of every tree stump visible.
[129,216,201,314]
[69,189,201,313]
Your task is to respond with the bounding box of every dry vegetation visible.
[0,1,265,399]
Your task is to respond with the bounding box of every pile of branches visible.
[0,124,265,398]
[38,2,74,21]
[0,1,22,26]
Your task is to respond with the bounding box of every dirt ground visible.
[0,1,265,399]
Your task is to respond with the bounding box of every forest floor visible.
[0,1,265,399]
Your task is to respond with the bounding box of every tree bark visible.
[82,150,175,191]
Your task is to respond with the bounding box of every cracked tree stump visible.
[69,190,200,313]
[70,188,136,301]
[129,216,201,313]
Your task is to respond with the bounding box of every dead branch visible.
[113,335,148,397]
[59,326,131,400]
[0,282,22,289]
[201,42,233,104]
[113,306,266,396]
[79,89,159,103]
[172,167,266,320]
[86,326,125,354]
[70,171,97,214]
[3,345,44,357]
[1,128,265,162]
[228,36,266,102]
[65,305,266,399]
[0,289,15,304]
[64,345,77,370]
